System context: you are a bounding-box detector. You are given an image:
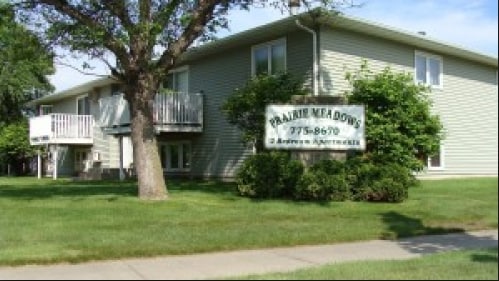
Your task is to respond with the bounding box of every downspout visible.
[295,19,319,96]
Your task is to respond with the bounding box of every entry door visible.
[74,149,91,172]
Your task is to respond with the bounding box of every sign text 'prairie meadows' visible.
[265,105,365,150]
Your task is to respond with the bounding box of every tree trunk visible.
[126,77,168,200]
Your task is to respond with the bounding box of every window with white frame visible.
[428,145,445,170]
[415,52,443,88]
[252,39,286,76]
[162,67,189,94]
[39,105,53,116]
[160,142,191,171]
[76,95,90,115]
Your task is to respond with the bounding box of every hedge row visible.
[236,152,417,202]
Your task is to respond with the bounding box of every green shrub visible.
[236,152,304,198]
[368,178,407,202]
[346,63,443,172]
[309,159,346,175]
[295,170,350,201]
[348,161,415,202]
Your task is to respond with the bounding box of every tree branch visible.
[156,0,221,74]
[54,59,112,79]
[34,0,130,70]
[101,0,134,31]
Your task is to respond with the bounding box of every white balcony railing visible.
[153,92,203,126]
[29,114,93,145]
[99,93,203,133]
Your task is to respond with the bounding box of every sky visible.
[48,0,498,92]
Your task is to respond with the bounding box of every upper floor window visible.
[162,67,189,94]
[415,51,443,88]
[252,39,286,76]
[39,105,52,116]
[77,95,90,115]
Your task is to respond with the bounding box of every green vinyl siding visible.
[320,26,498,175]
[185,30,313,178]
[430,57,497,175]
[320,27,412,96]
[51,96,79,114]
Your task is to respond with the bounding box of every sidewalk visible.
[0,229,497,280]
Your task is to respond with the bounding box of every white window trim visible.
[160,141,192,172]
[76,94,90,115]
[251,38,287,76]
[40,105,53,116]
[415,51,443,89]
[163,66,190,94]
[428,144,445,171]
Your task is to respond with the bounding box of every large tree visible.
[0,2,53,175]
[0,2,54,127]
[14,0,354,200]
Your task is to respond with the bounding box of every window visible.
[77,95,90,115]
[428,145,445,170]
[252,39,286,75]
[162,67,189,94]
[39,105,53,116]
[160,142,191,171]
[415,52,442,88]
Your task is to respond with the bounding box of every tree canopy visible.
[0,2,54,126]
[0,120,36,175]
[346,63,443,172]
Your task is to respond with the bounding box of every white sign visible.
[265,104,365,150]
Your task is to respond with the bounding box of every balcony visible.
[99,92,203,134]
[29,114,93,145]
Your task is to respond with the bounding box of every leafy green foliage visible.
[349,161,415,202]
[0,120,36,175]
[295,171,350,201]
[222,73,307,152]
[237,155,415,202]
[0,3,54,126]
[236,151,304,198]
[346,63,443,172]
[295,159,350,201]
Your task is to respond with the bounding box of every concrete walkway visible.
[0,229,497,280]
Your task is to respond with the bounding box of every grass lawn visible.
[232,247,498,280]
[0,177,497,266]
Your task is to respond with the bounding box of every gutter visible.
[295,19,319,96]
